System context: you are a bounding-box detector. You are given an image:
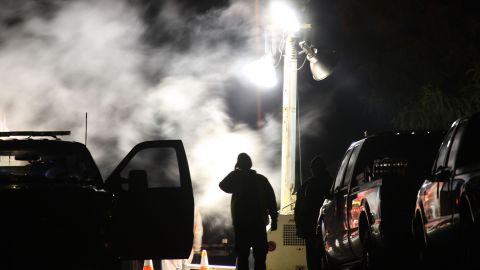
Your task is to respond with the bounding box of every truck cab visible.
[413,112,480,268]
[319,132,442,269]
[0,132,194,269]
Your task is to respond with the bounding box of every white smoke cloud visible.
[0,0,281,228]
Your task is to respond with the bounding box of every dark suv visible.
[319,132,442,269]
[412,112,480,268]
[0,131,194,269]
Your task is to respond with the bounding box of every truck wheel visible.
[359,216,377,270]
[412,214,427,265]
[460,198,474,267]
[360,228,373,270]
[320,249,331,270]
[319,221,335,270]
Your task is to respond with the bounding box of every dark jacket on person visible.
[219,169,278,230]
[294,170,333,238]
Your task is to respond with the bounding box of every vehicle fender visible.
[465,178,480,222]
[414,188,423,210]
[412,203,427,248]
[360,199,386,250]
[415,198,427,226]
[358,209,372,249]
[457,179,479,223]
[316,215,323,236]
[360,199,374,227]
[317,216,337,268]
[459,193,474,223]
[413,182,429,227]
[358,200,373,243]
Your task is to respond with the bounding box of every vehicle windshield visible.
[0,146,101,185]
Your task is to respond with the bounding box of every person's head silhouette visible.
[235,153,252,170]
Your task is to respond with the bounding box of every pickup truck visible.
[318,132,442,269]
[412,112,480,268]
[0,131,194,270]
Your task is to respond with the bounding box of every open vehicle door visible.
[105,140,194,260]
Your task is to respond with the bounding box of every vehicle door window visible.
[447,120,468,169]
[106,140,194,259]
[353,142,376,185]
[456,115,480,168]
[334,148,353,191]
[436,123,458,170]
[119,147,181,190]
[344,144,362,188]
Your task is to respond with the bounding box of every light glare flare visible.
[243,56,277,89]
[270,2,300,33]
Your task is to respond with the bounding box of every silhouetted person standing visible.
[219,153,278,270]
[294,156,333,270]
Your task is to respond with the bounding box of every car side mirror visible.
[128,169,148,192]
[433,166,452,182]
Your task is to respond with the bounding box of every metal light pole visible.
[280,34,297,214]
[279,34,336,214]
[245,1,335,215]
[261,3,336,269]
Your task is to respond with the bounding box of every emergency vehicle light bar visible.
[0,131,71,138]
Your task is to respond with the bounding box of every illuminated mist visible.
[0,0,282,230]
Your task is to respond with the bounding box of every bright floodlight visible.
[270,2,300,33]
[243,56,277,88]
[299,41,336,81]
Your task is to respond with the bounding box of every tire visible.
[412,214,428,265]
[319,221,336,270]
[360,228,374,270]
[460,198,475,268]
[359,215,377,270]
[320,248,331,270]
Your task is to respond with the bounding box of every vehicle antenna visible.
[85,112,88,147]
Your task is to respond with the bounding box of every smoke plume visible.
[0,0,282,230]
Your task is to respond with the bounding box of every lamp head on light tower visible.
[299,41,336,81]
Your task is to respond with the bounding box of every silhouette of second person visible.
[219,153,278,270]
[294,156,333,270]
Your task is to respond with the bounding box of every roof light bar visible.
[0,131,71,138]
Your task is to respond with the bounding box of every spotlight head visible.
[299,41,337,81]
